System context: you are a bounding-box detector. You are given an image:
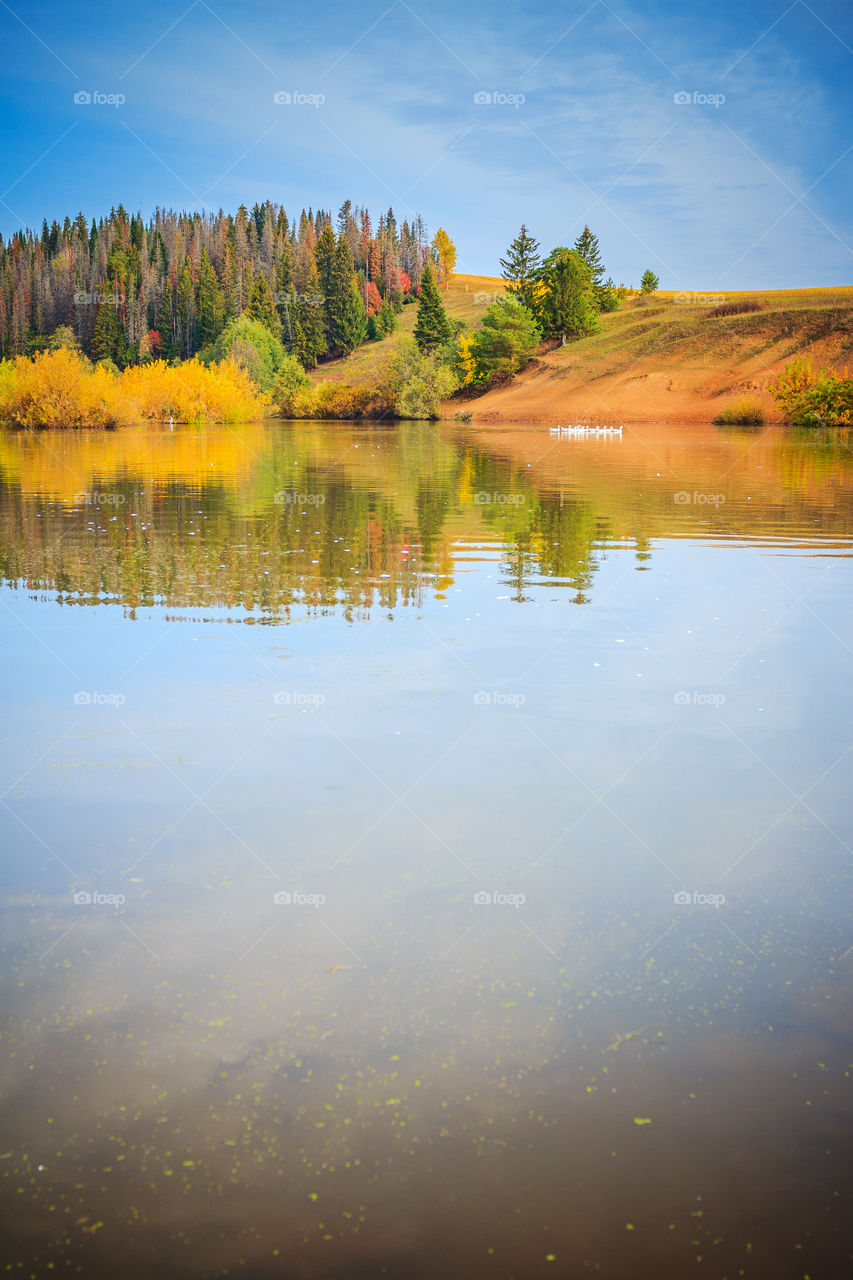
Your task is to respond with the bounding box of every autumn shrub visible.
[0,349,268,427]
[713,395,765,425]
[122,358,267,423]
[283,380,393,420]
[771,358,853,426]
[0,348,132,428]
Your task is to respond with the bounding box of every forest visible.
[0,200,452,368]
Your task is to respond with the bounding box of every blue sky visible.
[0,0,851,287]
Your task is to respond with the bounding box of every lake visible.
[1,419,851,1278]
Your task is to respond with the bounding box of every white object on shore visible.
[552,423,623,436]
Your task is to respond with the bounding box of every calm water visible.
[1,420,851,1278]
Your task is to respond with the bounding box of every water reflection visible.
[1,420,852,1279]
[3,422,851,622]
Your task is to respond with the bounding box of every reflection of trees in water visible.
[0,479,427,620]
[465,449,619,604]
[0,425,627,617]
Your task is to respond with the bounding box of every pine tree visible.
[246,274,279,335]
[640,269,659,295]
[499,225,541,314]
[413,263,451,353]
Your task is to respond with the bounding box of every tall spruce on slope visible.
[572,226,604,294]
[413,263,451,353]
[325,235,367,355]
[499,225,541,314]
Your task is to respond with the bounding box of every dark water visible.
[0,420,851,1278]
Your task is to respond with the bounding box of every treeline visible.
[0,200,455,368]
[498,224,657,344]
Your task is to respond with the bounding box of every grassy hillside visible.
[312,279,853,424]
[309,274,506,386]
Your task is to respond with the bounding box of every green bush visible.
[771,358,853,426]
[467,297,540,378]
[205,315,289,392]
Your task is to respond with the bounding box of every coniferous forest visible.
[0,200,439,367]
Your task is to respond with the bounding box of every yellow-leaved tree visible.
[431,228,457,291]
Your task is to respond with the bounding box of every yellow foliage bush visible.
[0,349,268,428]
[284,381,393,419]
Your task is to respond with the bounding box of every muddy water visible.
[0,420,851,1277]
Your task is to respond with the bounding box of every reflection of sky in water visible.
[1,422,851,1277]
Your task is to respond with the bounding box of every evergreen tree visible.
[499,225,541,314]
[195,248,225,347]
[470,297,541,376]
[157,278,176,357]
[246,274,279,335]
[325,236,367,355]
[294,259,327,367]
[273,238,293,331]
[176,263,196,358]
[314,224,337,299]
[538,249,598,345]
[413,263,451,353]
[573,226,605,296]
[92,300,125,364]
[640,269,660,294]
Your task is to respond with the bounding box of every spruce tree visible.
[538,249,598,345]
[92,300,124,364]
[157,278,176,358]
[176,263,195,358]
[572,226,605,295]
[273,239,293,332]
[246,274,279,336]
[499,225,541,314]
[195,248,225,347]
[326,236,367,355]
[294,259,327,367]
[413,263,451,353]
